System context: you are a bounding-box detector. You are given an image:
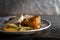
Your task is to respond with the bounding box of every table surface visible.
[0,15,60,40]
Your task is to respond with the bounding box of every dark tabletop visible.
[0,15,60,40]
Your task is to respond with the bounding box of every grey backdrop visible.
[0,0,60,16]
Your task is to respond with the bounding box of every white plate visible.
[0,16,51,34]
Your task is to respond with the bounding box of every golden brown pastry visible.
[21,16,41,29]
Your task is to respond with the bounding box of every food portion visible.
[3,23,32,32]
[21,16,41,29]
[2,15,41,32]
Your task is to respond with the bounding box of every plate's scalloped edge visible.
[0,17,51,33]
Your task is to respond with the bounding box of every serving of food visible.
[0,14,51,34]
[2,15,41,32]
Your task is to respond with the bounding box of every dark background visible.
[0,0,60,16]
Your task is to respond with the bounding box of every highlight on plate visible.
[2,14,41,32]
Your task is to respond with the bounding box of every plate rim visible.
[0,16,51,33]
